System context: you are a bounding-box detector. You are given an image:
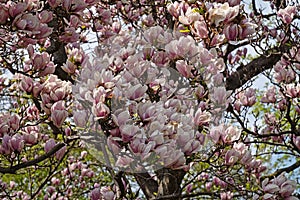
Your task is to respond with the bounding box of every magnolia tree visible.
[0,0,300,199]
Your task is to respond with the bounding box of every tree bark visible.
[225,53,281,91]
[156,168,186,200]
[134,172,159,199]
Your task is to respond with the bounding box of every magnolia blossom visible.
[223,126,241,143]
[285,84,300,98]
[262,173,297,199]
[44,139,56,153]
[278,6,296,24]
[167,1,180,18]
[92,102,110,120]
[238,88,256,106]
[0,4,9,25]
[8,2,28,18]
[223,23,240,41]
[194,108,211,126]
[208,3,239,26]
[73,110,88,127]
[192,20,208,38]
[261,87,276,103]
[51,101,69,128]
[178,7,201,25]
[211,87,228,106]
[175,60,193,78]
[225,149,240,165]
[115,155,135,168]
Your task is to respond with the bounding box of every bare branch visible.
[226,53,280,90]
[260,160,300,181]
[0,143,65,174]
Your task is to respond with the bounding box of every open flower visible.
[278,6,296,24]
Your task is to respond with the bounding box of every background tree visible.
[0,0,299,199]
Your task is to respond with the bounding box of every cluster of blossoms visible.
[261,173,297,200]
[73,24,234,172]
[0,0,299,199]
[167,1,257,44]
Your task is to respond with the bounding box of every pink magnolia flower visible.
[0,4,9,24]
[23,133,37,145]
[73,110,88,127]
[33,82,43,97]
[183,140,201,155]
[285,84,300,98]
[92,102,110,120]
[62,61,76,75]
[32,52,51,70]
[220,191,233,200]
[138,103,157,121]
[44,139,56,153]
[239,20,258,39]
[9,114,20,131]
[167,2,180,18]
[14,13,40,31]
[90,188,101,200]
[280,180,297,197]
[294,136,300,150]
[193,20,208,39]
[176,60,193,78]
[240,151,253,165]
[48,0,62,8]
[178,7,201,25]
[238,88,256,106]
[55,145,66,160]
[35,24,53,39]
[208,3,239,26]
[194,108,211,126]
[225,149,240,165]
[19,76,33,93]
[223,126,241,143]
[205,182,212,191]
[100,186,115,200]
[228,0,241,6]
[51,101,68,127]
[115,155,134,168]
[112,21,121,33]
[69,0,87,12]
[143,26,164,45]
[107,136,121,154]
[165,36,197,59]
[130,138,154,159]
[120,124,139,143]
[224,24,240,41]
[261,87,276,103]
[51,177,60,185]
[59,27,80,43]
[278,6,296,24]
[9,2,28,18]
[62,0,71,11]
[212,87,228,106]
[112,111,130,128]
[152,51,170,67]
[39,10,53,23]
[274,62,296,83]
[10,134,24,153]
[126,83,148,101]
[209,125,223,143]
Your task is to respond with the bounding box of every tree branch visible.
[0,143,65,174]
[260,160,300,181]
[134,172,158,200]
[225,53,281,90]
